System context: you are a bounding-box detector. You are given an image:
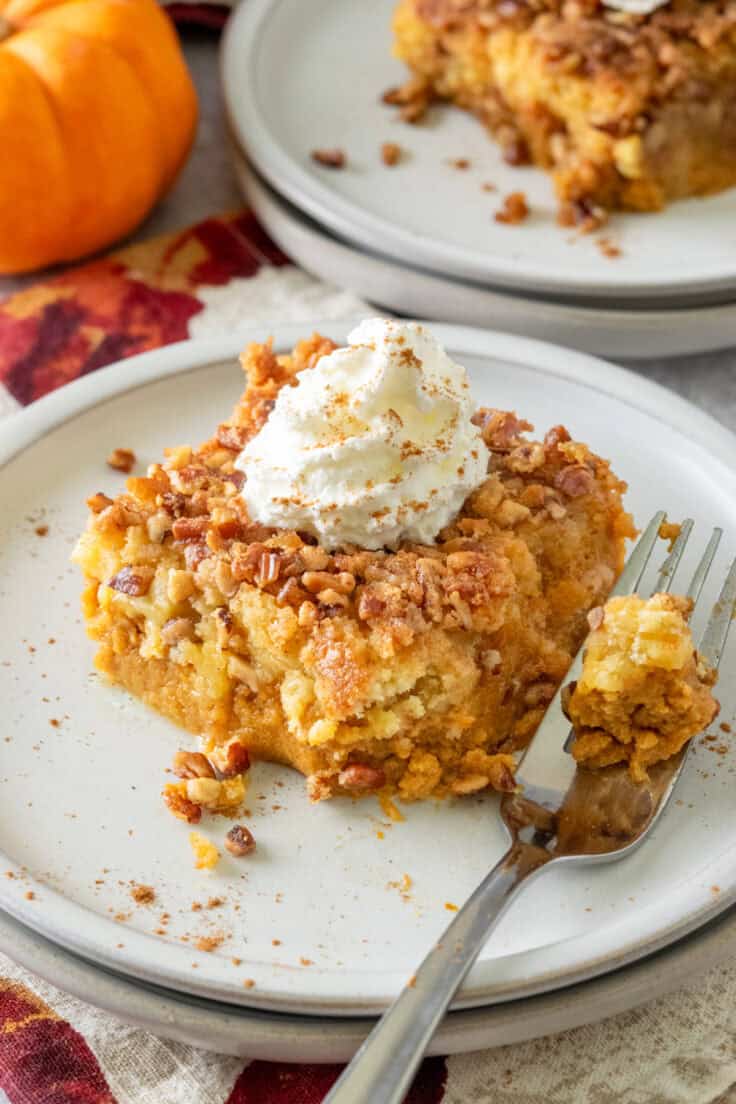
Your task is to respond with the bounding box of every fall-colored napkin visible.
[1,211,735,1104]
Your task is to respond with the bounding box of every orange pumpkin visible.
[0,0,197,274]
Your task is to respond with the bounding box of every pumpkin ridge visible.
[0,0,196,273]
[8,23,163,256]
[28,19,171,194]
[0,42,76,208]
[0,48,74,269]
[24,0,197,186]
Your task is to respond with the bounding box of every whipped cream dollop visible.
[601,0,669,14]
[235,319,490,550]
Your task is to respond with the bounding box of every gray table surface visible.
[2,30,735,433]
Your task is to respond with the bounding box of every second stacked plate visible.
[221,0,736,358]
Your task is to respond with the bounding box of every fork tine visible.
[687,528,723,606]
[651,518,694,596]
[698,555,736,671]
[611,511,666,598]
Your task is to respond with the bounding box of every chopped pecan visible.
[231,543,281,586]
[107,447,136,473]
[212,515,243,541]
[382,76,432,122]
[338,764,386,791]
[356,588,388,621]
[382,85,407,105]
[87,492,113,514]
[381,141,402,166]
[219,742,251,778]
[472,409,532,451]
[401,98,429,123]
[163,787,202,824]
[276,576,308,607]
[216,424,249,451]
[557,197,607,234]
[488,758,517,793]
[161,490,186,516]
[544,425,571,451]
[258,550,282,586]
[173,751,216,780]
[555,465,595,497]
[225,825,256,857]
[169,464,210,495]
[501,135,530,166]
[311,148,346,168]
[494,191,530,224]
[317,588,349,608]
[187,489,210,516]
[506,442,545,473]
[300,545,331,571]
[172,516,209,541]
[108,566,154,597]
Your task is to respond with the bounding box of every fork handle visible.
[324,842,543,1104]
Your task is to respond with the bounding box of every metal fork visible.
[325,513,736,1104]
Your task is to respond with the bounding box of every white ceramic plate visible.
[221,0,736,303]
[1,325,735,1017]
[233,150,736,361]
[2,902,735,1061]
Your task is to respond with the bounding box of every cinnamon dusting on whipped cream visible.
[235,320,490,550]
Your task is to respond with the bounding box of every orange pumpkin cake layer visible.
[74,334,634,808]
[392,0,736,222]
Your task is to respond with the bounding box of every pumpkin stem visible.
[0,14,12,40]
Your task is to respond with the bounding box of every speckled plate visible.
[0,325,735,1016]
[222,0,736,303]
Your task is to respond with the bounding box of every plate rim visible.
[2,323,736,1015]
[232,148,736,361]
[1,901,735,1061]
[220,0,736,301]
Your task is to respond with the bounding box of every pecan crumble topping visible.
[310,148,346,169]
[107,448,136,473]
[494,191,530,224]
[74,331,634,811]
[225,824,257,857]
[393,0,736,219]
[381,141,404,165]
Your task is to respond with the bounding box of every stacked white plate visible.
[221,0,736,359]
[1,324,736,1057]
